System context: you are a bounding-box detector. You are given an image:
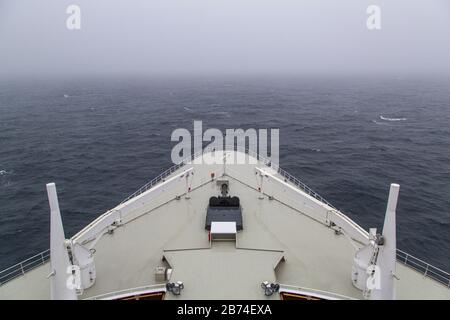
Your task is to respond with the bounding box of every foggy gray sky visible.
[0,0,449,78]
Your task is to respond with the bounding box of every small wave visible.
[0,169,13,188]
[0,169,11,176]
[63,94,69,98]
[380,115,407,122]
[183,106,191,111]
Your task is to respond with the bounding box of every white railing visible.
[275,167,336,208]
[120,146,335,209]
[279,284,356,300]
[85,284,166,300]
[119,162,186,204]
[0,249,50,286]
[396,249,450,287]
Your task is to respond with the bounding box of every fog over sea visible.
[0,75,449,271]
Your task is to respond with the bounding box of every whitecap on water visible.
[0,169,13,188]
[380,115,407,121]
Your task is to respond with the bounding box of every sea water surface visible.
[0,76,449,271]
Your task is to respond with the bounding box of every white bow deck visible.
[0,150,449,299]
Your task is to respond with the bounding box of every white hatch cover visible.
[210,221,237,241]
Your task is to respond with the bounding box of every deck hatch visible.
[210,221,237,241]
